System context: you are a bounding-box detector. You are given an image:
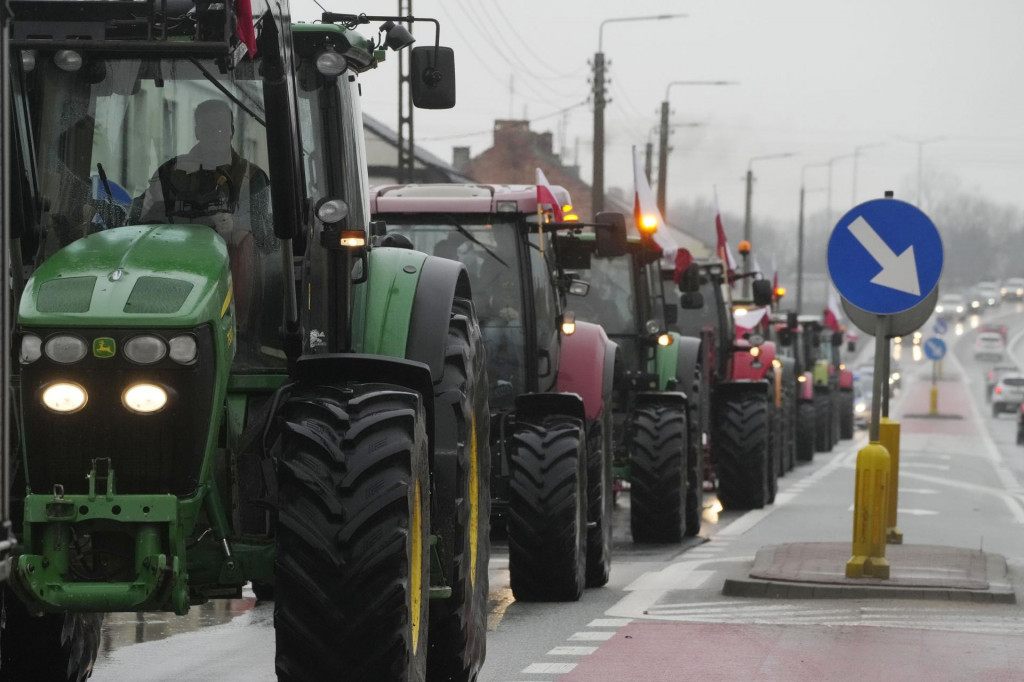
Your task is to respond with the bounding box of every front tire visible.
[275,384,430,682]
[796,402,816,463]
[714,391,770,510]
[508,417,587,602]
[0,591,101,682]
[630,402,688,543]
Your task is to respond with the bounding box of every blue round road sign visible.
[828,199,943,315]
[924,337,947,360]
[933,318,948,335]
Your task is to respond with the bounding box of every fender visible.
[671,334,703,396]
[839,368,854,390]
[351,248,471,384]
[732,339,776,382]
[634,391,688,409]
[713,379,771,407]
[557,320,616,422]
[516,391,586,426]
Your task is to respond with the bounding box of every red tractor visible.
[370,184,619,599]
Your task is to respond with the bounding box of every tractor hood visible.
[20,225,231,328]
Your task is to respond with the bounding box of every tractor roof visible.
[370,183,571,215]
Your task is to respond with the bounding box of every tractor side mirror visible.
[663,303,678,326]
[594,211,628,258]
[678,262,701,293]
[411,46,456,109]
[752,279,773,307]
[832,331,843,347]
[847,340,857,353]
[679,292,704,310]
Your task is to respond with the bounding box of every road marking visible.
[567,631,615,642]
[547,646,597,656]
[587,618,632,628]
[901,462,950,471]
[521,662,577,673]
[899,487,939,494]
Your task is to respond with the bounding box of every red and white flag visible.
[536,168,563,222]
[236,0,258,57]
[632,147,677,258]
[824,286,843,331]
[713,187,737,283]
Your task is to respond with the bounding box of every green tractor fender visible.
[661,333,704,397]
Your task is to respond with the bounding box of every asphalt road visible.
[90,302,1024,681]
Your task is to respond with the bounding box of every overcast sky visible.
[291,0,1024,234]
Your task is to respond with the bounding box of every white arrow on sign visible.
[848,216,921,296]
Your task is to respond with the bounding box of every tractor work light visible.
[339,230,367,247]
[315,49,348,77]
[54,50,83,72]
[749,346,761,358]
[734,307,749,316]
[123,383,168,414]
[657,333,673,347]
[496,201,517,213]
[316,198,349,224]
[645,319,661,335]
[124,335,167,364]
[20,334,41,364]
[169,335,198,364]
[42,382,88,414]
[44,335,88,364]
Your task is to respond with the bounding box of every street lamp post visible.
[742,152,794,297]
[656,80,735,216]
[798,161,829,314]
[852,142,885,204]
[898,136,946,207]
[646,122,701,188]
[592,14,686,216]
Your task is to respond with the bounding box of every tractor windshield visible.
[569,254,635,335]
[384,218,527,405]
[19,52,282,367]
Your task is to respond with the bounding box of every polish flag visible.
[771,252,779,297]
[632,147,677,258]
[536,168,563,222]
[824,286,843,331]
[713,187,737,283]
[236,0,258,57]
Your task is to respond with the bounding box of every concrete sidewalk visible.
[721,365,1016,603]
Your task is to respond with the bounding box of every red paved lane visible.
[894,373,978,436]
[560,622,1024,681]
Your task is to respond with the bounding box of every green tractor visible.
[0,0,15,585]
[4,3,490,681]
[555,220,706,542]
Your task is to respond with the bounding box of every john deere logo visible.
[93,338,116,358]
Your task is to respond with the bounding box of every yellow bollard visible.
[879,418,903,544]
[929,385,938,416]
[846,442,891,579]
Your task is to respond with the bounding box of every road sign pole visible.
[881,335,891,418]
[930,359,939,416]
[869,315,889,442]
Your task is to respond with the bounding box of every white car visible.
[992,373,1024,416]
[1003,277,1024,301]
[973,332,1006,362]
[935,293,966,320]
[977,281,1001,307]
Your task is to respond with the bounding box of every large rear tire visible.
[839,391,855,439]
[796,402,816,463]
[684,398,705,537]
[275,384,430,682]
[508,417,587,602]
[427,297,491,682]
[585,408,613,588]
[714,392,770,510]
[630,402,688,543]
[766,403,779,505]
[0,591,101,682]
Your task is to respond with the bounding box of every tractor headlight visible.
[316,198,349,225]
[42,382,88,413]
[855,402,867,413]
[20,334,42,364]
[657,333,673,347]
[315,50,348,77]
[122,383,168,414]
[168,335,198,364]
[124,335,167,364]
[44,335,88,364]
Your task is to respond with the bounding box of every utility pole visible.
[396,0,413,183]
[644,139,653,184]
[742,152,794,297]
[591,51,606,215]
[797,184,805,314]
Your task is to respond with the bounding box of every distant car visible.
[1003,277,1024,301]
[935,293,966,321]
[977,281,1001,307]
[979,323,1008,344]
[992,373,1024,416]
[985,365,1018,401]
[974,332,1006,362]
[965,288,984,313]
[853,383,871,429]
